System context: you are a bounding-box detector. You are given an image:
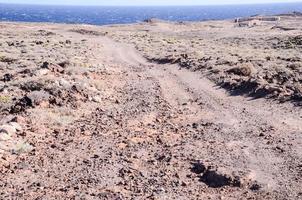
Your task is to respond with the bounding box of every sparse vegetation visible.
[0,95,10,103]
[11,141,33,154]
[0,55,17,63]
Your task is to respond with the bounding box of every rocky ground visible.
[0,15,301,199]
[106,15,302,104]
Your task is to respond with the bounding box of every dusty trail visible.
[99,37,302,198]
[1,31,301,199]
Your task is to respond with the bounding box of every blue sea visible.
[1,3,302,25]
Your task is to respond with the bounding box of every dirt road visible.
[0,30,301,199]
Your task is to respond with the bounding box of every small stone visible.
[41,62,64,73]
[65,40,72,44]
[227,63,254,76]
[41,61,50,69]
[11,116,26,124]
[0,83,5,91]
[35,69,49,76]
[192,123,198,129]
[249,181,262,191]
[92,95,102,103]
[58,60,70,68]
[0,157,10,168]
[59,79,72,89]
[0,115,15,125]
[0,124,16,136]
[2,73,13,82]
[9,122,22,132]
[276,146,285,153]
[181,181,187,186]
[156,118,162,123]
[191,161,206,174]
[0,133,11,141]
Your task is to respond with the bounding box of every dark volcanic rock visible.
[10,96,33,113]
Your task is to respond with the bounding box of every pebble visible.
[0,115,15,125]
[59,79,72,89]
[11,116,26,124]
[92,95,102,103]
[0,83,5,91]
[35,69,49,76]
[0,133,11,141]
[0,124,17,136]
[9,122,23,132]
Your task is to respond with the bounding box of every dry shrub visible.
[227,64,253,76]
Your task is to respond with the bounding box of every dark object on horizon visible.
[234,16,281,23]
[278,11,302,16]
[143,18,164,23]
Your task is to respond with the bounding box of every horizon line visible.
[1,1,302,7]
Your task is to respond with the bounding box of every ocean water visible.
[0,3,302,25]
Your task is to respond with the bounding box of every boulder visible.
[27,90,51,106]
